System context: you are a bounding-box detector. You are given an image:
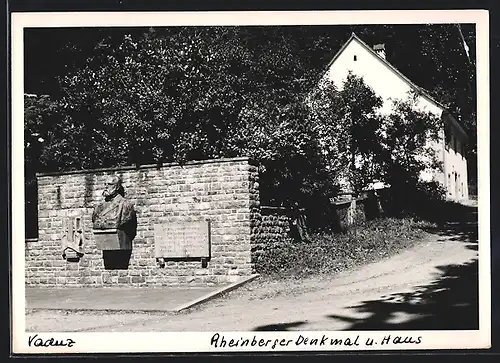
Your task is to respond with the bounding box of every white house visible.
[323,33,469,201]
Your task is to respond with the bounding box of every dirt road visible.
[26,221,479,332]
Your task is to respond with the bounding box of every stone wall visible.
[26,157,262,287]
[250,206,290,264]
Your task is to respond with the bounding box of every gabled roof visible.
[323,33,468,140]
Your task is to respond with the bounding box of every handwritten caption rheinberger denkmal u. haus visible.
[210,333,422,350]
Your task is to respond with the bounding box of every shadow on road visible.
[327,258,478,330]
[327,203,479,331]
[422,203,478,251]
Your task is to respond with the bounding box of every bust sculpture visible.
[92,175,137,250]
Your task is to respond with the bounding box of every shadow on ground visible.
[421,203,479,252]
[328,204,479,331]
[327,258,478,330]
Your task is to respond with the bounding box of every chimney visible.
[373,43,386,59]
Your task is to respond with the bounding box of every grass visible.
[255,217,436,279]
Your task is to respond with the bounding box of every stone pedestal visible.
[93,228,133,250]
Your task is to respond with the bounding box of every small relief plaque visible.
[61,215,85,261]
[154,220,211,258]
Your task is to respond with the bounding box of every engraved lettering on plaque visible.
[154,220,211,258]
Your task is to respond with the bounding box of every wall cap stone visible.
[36,157,253,178]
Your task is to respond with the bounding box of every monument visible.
[92,175,137,251]
[29,157,263,286]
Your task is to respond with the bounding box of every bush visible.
[415,181,447,202]
[378,182,446,219]
[255,217,434,278]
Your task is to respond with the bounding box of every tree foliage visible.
[24,25,470,214]
[26,27,344,208]
[26,24,476,132]
[378,97,443,190]
[308,73,384,194]
[54,27,323,167]
[309,73,442,197]
[339,73,384,193]
[24,94,60,238]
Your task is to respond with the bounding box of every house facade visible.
[323,33,469,201]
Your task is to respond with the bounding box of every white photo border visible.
[11,9,491,354]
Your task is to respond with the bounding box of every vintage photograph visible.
[12,10,490,353]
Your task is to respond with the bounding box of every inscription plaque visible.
[154,220,211,258]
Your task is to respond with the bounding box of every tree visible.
[338,73,384,194]
[308,73,384,195]
[379,97,443,186]
[233,98,339,208]
[375,96,444,214]
[30,27,342,212]
[53,27,326,168]
[310,72,443,205]
[24,94,60,237]
[58,27,241,168]
[24,95,56,172]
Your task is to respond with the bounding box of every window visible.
[353,55,357,61]
[445,125,452,149]
[25,178,38,239]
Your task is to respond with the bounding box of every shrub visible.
[378,182,446,219]
[415,181,447,202]
[255,217,434,278]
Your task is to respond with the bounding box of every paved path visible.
[26,207,479,332]
[26,286,223,312]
